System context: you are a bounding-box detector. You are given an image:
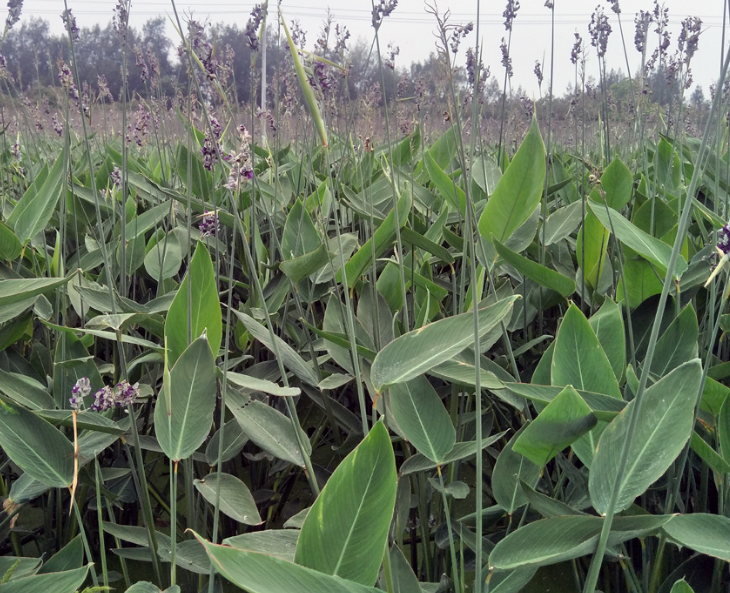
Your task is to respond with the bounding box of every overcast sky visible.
[14,0,730,97]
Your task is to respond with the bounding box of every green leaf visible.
[0,221,22,261]
[587,200,688,279]
[400,432,507,475]
[551,304,621,398]
[492,426,541,514]
[388,375,455,462]
[154,335,216,462]
[575,203,610,290]
[226,372,300,397]
[588,300,626,382]
[385,545,421,593]
[651,304,698,378]
[295,421,396,586]
[0,276,73,309]
[662,513,730,562]
[0,398,73,488]
[195,533,382,593]
[370,296,517,390]
[669,579,695,593]
[488,515,670,571]
[38,535,83,574]
[543,201,582,246]
[589,360,701,515]
[165,242,222,365]
[7,144,66,244]
[601,157,634,210]
[280,244,331,283]
[0,566,90,593]
[205,419,248,466]
[194,472,262,525]
[494,238,576,296]
[226,390,310,467]
[401,227,454,264]
[339,189,412,288]
[282,199,322,258]
[478,116,545,244]
[424,150,466,215]
[513,386,597,467]
[224,530,300,563]
[232,310,318,387]
[144,232,182,281]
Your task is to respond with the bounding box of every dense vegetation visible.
[0,1,730,593]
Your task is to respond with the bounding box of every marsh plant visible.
[0,0,729,593]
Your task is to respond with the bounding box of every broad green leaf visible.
[662,513,730,562]
[0,221,22,260]
[669,580,695,593]
[489,515,670,571]
[0,276,73,308]
[492,426,541,514]
[601,157,633,210]
[478,116,545,244]
[371,296,517,390]
[504,383,625,418]
[8,144,66,244]
[388,375,455,462]
[38,535,83,574]
[0,398,73,488]
[588,200,688,279]
[144,232,182,281]
[513,386,597,466]
[551,304,621,398]
[226,371,300,397]
[124,200,172,239]
[689,431,730,475]
[154,335,216,462]
[617,258,664,308]
[400,226,454,264]
[0,565,90,593]
[226,390,310,467]
[588,300,626,382]
[0,557,41,580]
[205,419,248,466]
[280,244,331,283]
[339,188,412,288]
[195,533,382,593]
[0,369,55,410]
[400,432,507,475]
[385,545,421,593]
[494,238,576,297]
[575,203,610,290]
[282,199,322,258]
[543,200,582,246]
[225,530,300,562]
[295,421,396,586]
[589,360,701,515]
[194,472,262,525]
[165,242,222,365]
[651,304,698,378]
[232,310,318,387]
[424,150,466,215]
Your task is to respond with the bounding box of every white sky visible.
[12,0,730,97]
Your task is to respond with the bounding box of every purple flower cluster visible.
[127,103,150,147]
[719,224,730,256]
[110,165,122,188]
[245,4,266,52]
[70,377,139,412]
[199,210,220,237]
[5,0,22,32]
[589,5,612,60]
[10,141,20,162]
[0,54,10,81]
[186,20,217,81]
[51,113,63,136]
[224,125,254,191]
[133,45,149,83]
[97,74,113,102]
[61,8,79,42]
[371,0,397,29]
[113,0,129,45]
[201,116,223,171]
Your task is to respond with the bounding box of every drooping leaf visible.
[224,530,300,563]
[588,200,688,279]
[492,426,541,514]
[0,566,90,593]
[494,238,576,297]
[195,534,382,593]
[662,513,730,562]
[371,296,517,390]
[651,303,698,378]
[194,472,262,525]
[513,386,597,467]
[154,335,216,462]
[588,299,626,382]
[295,421,396,586]
[0,398,73,488]
[226,390,310,467]
[589,360,701,515]
[388,375,455,463]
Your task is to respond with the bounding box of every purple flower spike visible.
[719,224,730,256]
